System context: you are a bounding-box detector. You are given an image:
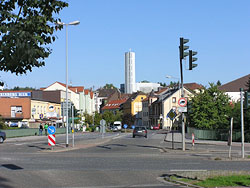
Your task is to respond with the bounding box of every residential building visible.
[142,91,158,128]
[79,89,94,115]
[102,98,127,114]
[219,74,250,101]
[149,87,193,130]
[123,92,147,126]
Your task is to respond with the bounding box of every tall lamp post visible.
[57,20,80,147]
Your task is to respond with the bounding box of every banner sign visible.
[0,92,31,98]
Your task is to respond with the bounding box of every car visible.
[151,125,160,130]
[0,131,6,143]
[133,126,147,138]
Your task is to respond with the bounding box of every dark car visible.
[0,131,6,143]
[133,126,147,138]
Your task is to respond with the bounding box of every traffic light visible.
[189,50,198,70]
[180,37,189,60]
[244,91,250,108]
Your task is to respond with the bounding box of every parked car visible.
[0,131,6,143]
[151,125,160,130]
[133,126,147,138]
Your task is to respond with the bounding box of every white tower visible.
[125,50,136,94]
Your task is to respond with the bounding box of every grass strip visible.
[195,175,250,187]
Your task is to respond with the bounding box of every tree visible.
[114,110,123,122]
[93,111,102,126]
[216,80,222,86]
[158,82,167,87]
[104,84,116,89]
[122,113,135,127]
[187,83,231,130]
[168,81,179,88]
[141,80,149,83]
[0,0,68,77]
[245,77,250,92]
[102,111,115,126]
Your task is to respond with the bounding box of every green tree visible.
[102,111,115,125]
[122,113,135,127]
[104,84,116,89]
[0,0,68,77]
[83,112,93,126]
[94,111,102,126]
[0,116,7,129]
[114,110,123,121]
[187,83,231,130]
[158,82,167,87]
[245,77,250,92]
[216,80,222,86]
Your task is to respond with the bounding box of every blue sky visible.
[1,0,250,89]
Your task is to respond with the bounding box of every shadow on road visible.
[0,176,13,188]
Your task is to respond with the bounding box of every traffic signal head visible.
[189,50,198,70]
[180,37,189,59]
[244,91,250,108]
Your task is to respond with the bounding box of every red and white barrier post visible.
[48,134,56,149]
[192,133,195,147]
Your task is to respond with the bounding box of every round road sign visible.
[178,97,187,107]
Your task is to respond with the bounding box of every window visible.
[172,97,176,103]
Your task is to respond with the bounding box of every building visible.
[79,89,94,115]
[142,91,158,128]
[0,90,61,127]
[135,82,161,93]
[123,51,161,94]
[149,87,193,130]
[101,98,127,114]
[219,74,250,101]
[125,51,136,94]
[123,91,147,126]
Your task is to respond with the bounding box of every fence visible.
[187,127,246,142]
[0,128,66,138]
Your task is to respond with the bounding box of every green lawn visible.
[195,175,250,187]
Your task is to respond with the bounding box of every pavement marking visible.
[170,169,207,172]
[171,162,201,165]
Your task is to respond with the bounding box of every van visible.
[111,121,122,131]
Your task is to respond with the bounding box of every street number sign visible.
[178,97,187,107]
[48,126,56,135]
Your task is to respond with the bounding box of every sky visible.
[1,0,250,90]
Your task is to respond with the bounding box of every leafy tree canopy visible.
[104,83,116,89]
[187,83,231,130]
[0,0,68,76]
[122,113,135,127]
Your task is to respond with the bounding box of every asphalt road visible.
[0,131,250,188]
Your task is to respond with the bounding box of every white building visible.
[125,51,136,94]
[135,82,161,93]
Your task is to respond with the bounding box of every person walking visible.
[44,123,48,136]
[39,124,43,136]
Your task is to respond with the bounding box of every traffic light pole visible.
[240,88,244,158]
[179,47,185,151]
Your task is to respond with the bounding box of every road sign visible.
[123,124,128,129]
[100,119,106,126]
[48,126,56,135]
[39,113,43,119]
[178,97,187,107]
[132,125,135,129]
[167,109,177,120]
[178,107,187,113]
[48,134,56,146]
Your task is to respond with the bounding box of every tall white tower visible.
[125,50,136,94]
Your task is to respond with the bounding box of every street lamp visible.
[166,75,180,89]
[57,20,80,147]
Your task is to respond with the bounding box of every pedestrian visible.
[39,124,43,136]
[44,123,48,136]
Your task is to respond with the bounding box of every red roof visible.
[102,99,127,110]
[183,83,203,91]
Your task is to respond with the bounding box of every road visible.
[0,130,250,188]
